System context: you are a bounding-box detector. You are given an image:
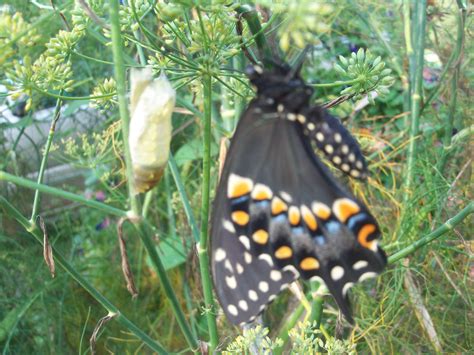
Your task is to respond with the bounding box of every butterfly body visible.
[211,63,386,325]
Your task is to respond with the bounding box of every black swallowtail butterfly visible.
[210,61,387,325]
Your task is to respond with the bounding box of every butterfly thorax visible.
[246,64,314,112]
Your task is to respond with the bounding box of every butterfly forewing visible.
[211,95,386,325]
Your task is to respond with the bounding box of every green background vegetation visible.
[0,0,472,353]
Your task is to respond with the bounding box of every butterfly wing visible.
[211,99,386,325]
[298,106,369,179]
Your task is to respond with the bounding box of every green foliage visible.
[336,48,395,102]
[225,325,283,354]
[288,321,356,354]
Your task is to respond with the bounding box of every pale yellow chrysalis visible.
[129,68,175,194]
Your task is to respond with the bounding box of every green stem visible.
[134,223,198,350]
[0,171,126,217]
[388,202,473,264]
[309,283,324,329]
[403,0,427,203]
[0,197,168,354]
[30,93,63,222]
[31,84,115,101]
[235,4,272,60]
[199,74,219,350]
[437,4,466,172]
[311,78,363,88]
[168,155,200,242]
[108,0,139,215]
[274,303,306,355]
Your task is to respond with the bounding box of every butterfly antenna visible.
[287,45,312,79]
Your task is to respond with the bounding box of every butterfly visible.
[210,61,387,325]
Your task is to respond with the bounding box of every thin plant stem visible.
[198,74,219,350]
[235,4,273,60]
[388,202,473,264]
[0,197,168,354]
[168,155,200,242]
[274,302,306,355]
[403,0,427,203]
[108,0,198,349]
[108,0,139,215]
[309,283,324,329]
[30,93,63,222]
[437,4,466,172]
[311,78,363,88]
[0,171,127,217]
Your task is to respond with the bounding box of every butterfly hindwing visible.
[211,95,386,325]
[298,106,369,179]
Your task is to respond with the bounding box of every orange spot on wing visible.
[272,197,288,215]
[252,229,269,244]
[301,205,317,231]
[275,246,292,259]
[228,174,253,198]
[300,257,320,270]
[289,206,301,225]
[358,224,377,249]
[333,198,360,223]
[251,184,273,200]
[231,211,249,226]
[312,202,331,220]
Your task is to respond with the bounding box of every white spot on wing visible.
[236,263,244,274]
[238,300,248,311]
[248,289,258,301]
[350,169,361,178]
[239,235,251,250]
[214,248,226,262]
[307,122,315,130]
[268,294,277,302]
[334,133,342,143]
[244,252,252,264]
[342,282,354,296]
[279,191,293,203]
[316,132,324,142]
[325,144,334,154]
[270,270,282,281]
[259,281,269,292]
[331,266,345,281]
[224,260,233,273]
[359,272,377,282]
[353,260,368,270]
[258,254,274,267]
[341,145,349,154]
[283,264,300,278]
[277,104,284,112]
[225,275,237,289]
[254,65,263,74]
[228,304,238,316]
[223,220,235,233]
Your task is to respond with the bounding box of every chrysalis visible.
[129,68,175,194]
